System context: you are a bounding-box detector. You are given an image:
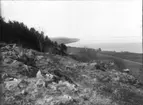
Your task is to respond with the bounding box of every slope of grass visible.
[101,51,142,63]
[96,53,143,83]
[67,46,143,83]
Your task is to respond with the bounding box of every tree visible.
[0,16,68,56]
[60,43,67,52]
[59,43,67,55]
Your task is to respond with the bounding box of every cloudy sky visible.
[1,0,142,44]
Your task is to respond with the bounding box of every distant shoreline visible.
[67,42,142,54]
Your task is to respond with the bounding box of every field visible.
[101,51,142,63]
[67,46,143,82]
[96,53,142,81]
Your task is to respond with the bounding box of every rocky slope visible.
[0,44,143,105]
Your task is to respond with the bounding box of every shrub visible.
[69,47,97,62]
[112,58,126,71]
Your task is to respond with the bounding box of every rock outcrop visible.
[0,44,143,105]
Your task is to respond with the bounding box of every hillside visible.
[0,17,67,55]
[67,46,142,63]
[100,51,142,63]
[50,37,79,44]
[67,46,143,82]
[0,44,143,105]
[96,53,143,82]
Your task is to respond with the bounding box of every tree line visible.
[0,17,67,55]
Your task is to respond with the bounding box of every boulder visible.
[36,70,43,79]
[5,78,21,90]
[123,68,130,73]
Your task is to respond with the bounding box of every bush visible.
[69,47,97,62]
[112,58,126,71]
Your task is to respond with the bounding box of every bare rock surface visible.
[0,44,143,105]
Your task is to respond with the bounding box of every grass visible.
[96,53,143,83]
[67,46,143,83]
[101,51,142,63]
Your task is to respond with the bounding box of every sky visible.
[1,0,142,44]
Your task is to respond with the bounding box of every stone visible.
[5,78,21,90]
[36,70,43,79]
